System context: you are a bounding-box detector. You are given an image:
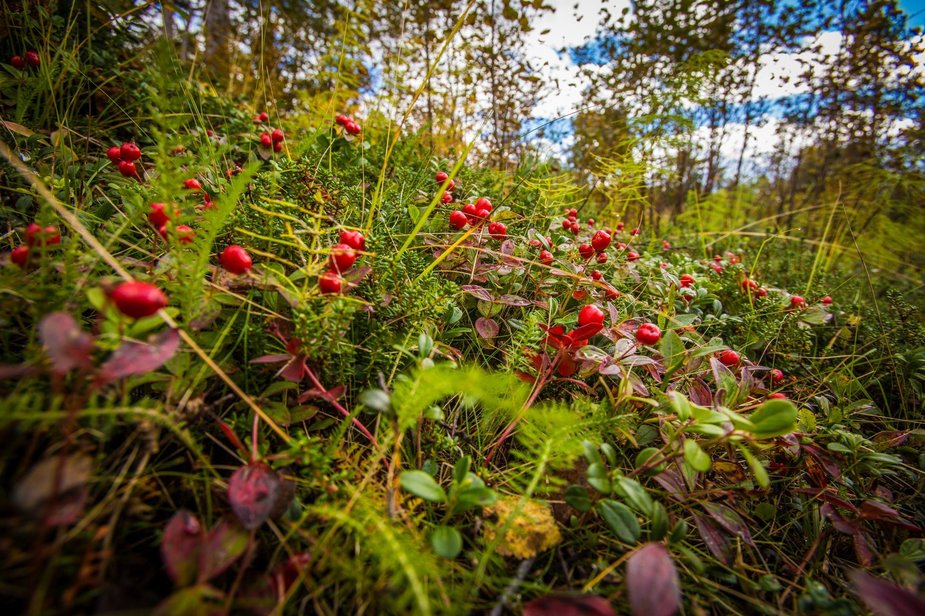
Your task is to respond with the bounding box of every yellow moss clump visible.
[482,497,562,559]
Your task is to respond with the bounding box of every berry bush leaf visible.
[431,525,463,558]
[38,312,95,374]
[626,543,681,616]
[399,470,446,502]
[161,510,203,587]
[228,463,282,530]
[198,519,250,582]
[98,328,180,384]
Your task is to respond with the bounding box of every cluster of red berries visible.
[319,230,366,295]
[10,51,40,70]
[435,170,457,205]
[334,114,362,136]
[9,222,61,267]
[448,194,504,238]
[259,128,285,153]
[107,142,142,177]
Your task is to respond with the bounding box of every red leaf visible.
[524,594,615,616]
[569,322,603,343]
[215,419,249,457]
[228,463,282,530]
[625,543,681,616]
[860,500,920,531]
[98,328,180,383]
[702,503,755,547]
[854,532,877,567]
[162,510,203,586]
[38,312,95,374]
[850,570,925,616]
[198,519,249,582]
[461,284,493,302]
[821,503,861,535]
[693,515,731,565]
[475,317,500,339]
[279,356,305,382]
[12,453,92,527]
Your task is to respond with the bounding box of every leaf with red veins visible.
[228,463,282,530]
[162,510,204,587]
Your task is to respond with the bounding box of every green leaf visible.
[667,391,691,420]
[431,525,463,558]
[615,477,654,516]
[684,440,712,472]
[650,501,669,540]
[659,330,685,373]
[738,445,769,488]
[749,399,798,438]
[453,456,471,485]
[399,471,446,502]
[599,499,641,543]
[565,485,593,512]
[587,462,611,494]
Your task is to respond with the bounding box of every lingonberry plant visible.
[0,13,922,616]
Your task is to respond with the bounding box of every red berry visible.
[631,227,640,236]
[273,141,282,152]
[449,210,468,229]
[436,171,449,183]
[340,230,366,251]
[591,230,611,252]
[770,368,784,384]
[118,160,136,177]
[757,287,768,297]
[587,218,595,226]
[221,245,253,274]
[790,295,806,309]
[441,191,453,204]
[615,222,624,231]
[329,243,357,272]
[260,132,272,148]
[271,129,284,143]
[636,323,661,345]
[175,225,195,244]
[120,142,141,161]
[768,392,788,400]
[741,278,758,291]
[578,244,594,259]
[11,55,25,69]
[627,251,640,262]
[474,197,492,212]
[578,304,606,327]
[148,202,175,228]
[591,270,602,280]
[488,222,507,240]
[446,179,456,191]
[570,222,580,234]
[111,281,168,319]
[617,242,627,250]
[25,224,61,247]
[529,239,542,249]
[567,214,577,223]
[712,263,724,273]
[679,274,695,288]
[258,112,269,123]
[24,223,41,245]
[561,219,571,230]
[319,271,342,294]
[568,208,577,217]
[662,240,671,250]
[107,145,122,163]
[10,245,29,267]
[821,295,833,305]
[462,203,478,223]
[718,349,740,366]
[183,178,202,191]
[539,250,553,265]
[605,286,620,299]
[24,51,39,67]
[344,121,361,135]
[474,208,491,223]
[596,252,608,264]
[335,114,349,126]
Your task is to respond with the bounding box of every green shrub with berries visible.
[0,13,923,616]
